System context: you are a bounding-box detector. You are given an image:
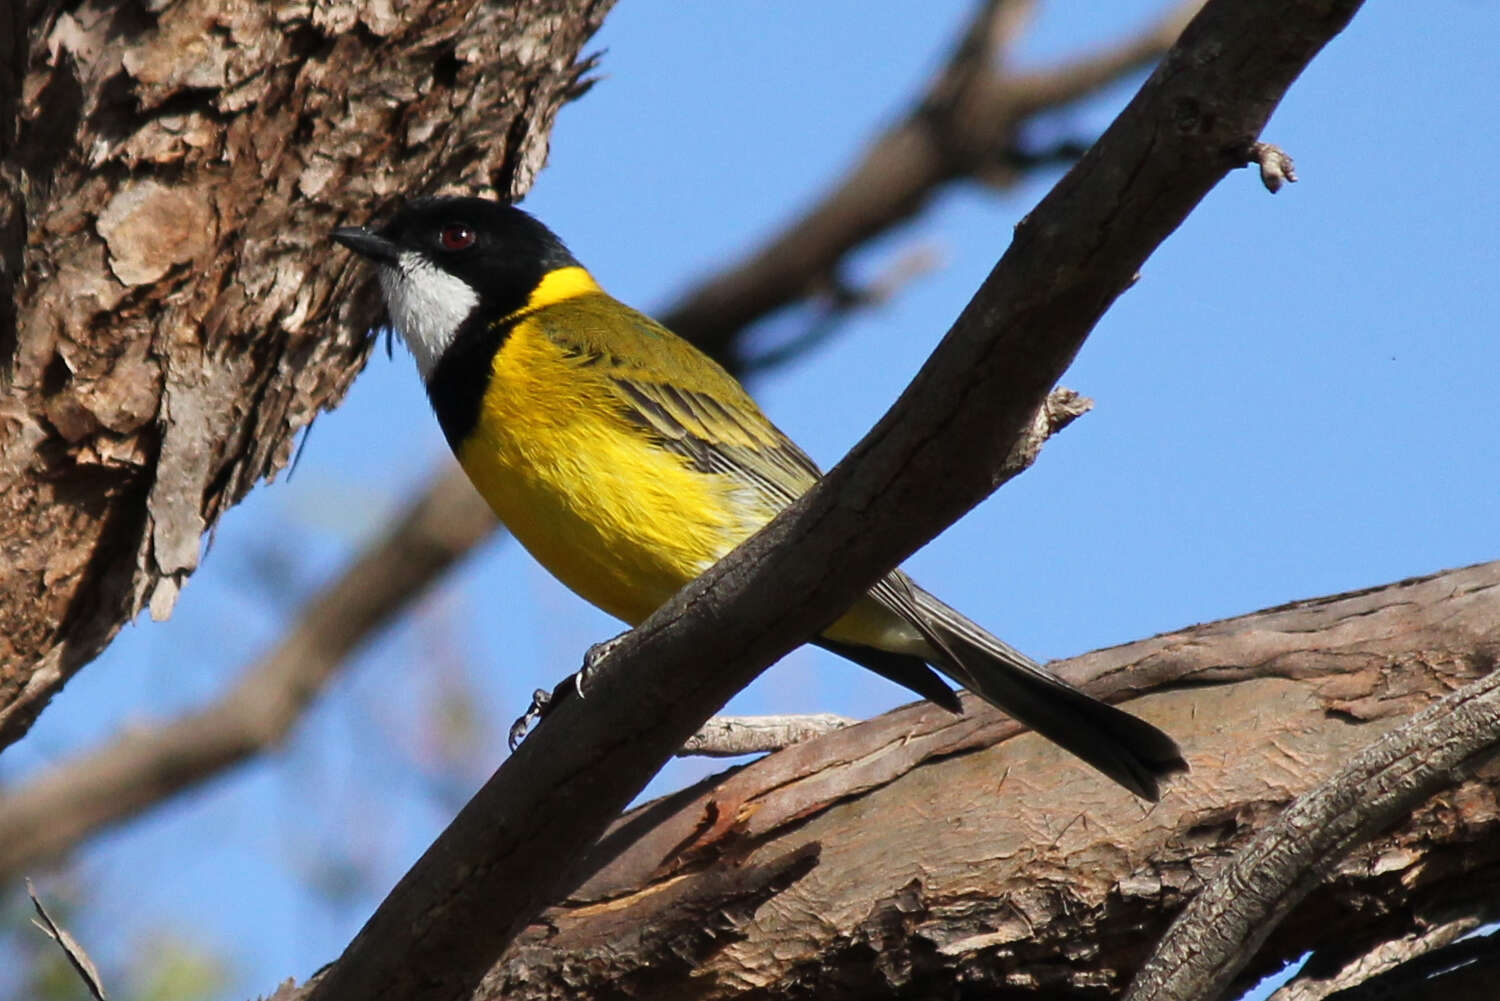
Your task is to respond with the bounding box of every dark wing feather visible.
[611,375,823,508]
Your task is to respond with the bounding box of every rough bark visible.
[0,0,612,749]
[1126,629,1500,1001]
[479,561,1500,1000]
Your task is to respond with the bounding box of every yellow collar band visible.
[522,266,601,313]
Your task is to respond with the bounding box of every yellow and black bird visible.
[332,196,1186,799]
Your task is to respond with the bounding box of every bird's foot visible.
[507,688,553,751]
[506,631,631,751]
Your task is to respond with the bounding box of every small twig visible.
[676,713,860,757]
[1039,386,1093,435]
[1245,140,1298,192]
[27,879,108,1001]
[995,386,1093,478]
[1124,665,1500,1001]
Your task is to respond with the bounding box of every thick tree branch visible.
[1124,643,1500,1001]
[300,2,1366,999]
[0,2,1188,872]
[468,562,1500,1000]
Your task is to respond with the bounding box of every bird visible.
[332,196,1187,800]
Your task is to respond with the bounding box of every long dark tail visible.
[907,588,1186,800]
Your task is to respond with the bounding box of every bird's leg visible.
[506,630,632,750]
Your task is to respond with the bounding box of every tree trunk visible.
[483,562,1500,1000]
[0,0,611,748]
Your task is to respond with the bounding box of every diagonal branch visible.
[0,1,1201,877]
[0,385,1083,880]
[300,2,1367,999]
[669,0,1207,363]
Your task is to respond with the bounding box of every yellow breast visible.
[456,314,753,626]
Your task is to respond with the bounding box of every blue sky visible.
[4,3,1497,999]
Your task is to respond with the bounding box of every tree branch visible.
[0,385,1083,876]
[676,713,859,757]
[669,0,1207,364]
[1124,640,1500,1001]
[299,2,1367,999]
[0,382,1085,879]
[1006,0,1204,115]
[1269,908,1498,1001]
[0,464,492,878]
[1282,928,1500,1001]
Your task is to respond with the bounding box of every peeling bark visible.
[0,0,612,748]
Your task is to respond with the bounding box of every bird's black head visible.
[332,197,580,378]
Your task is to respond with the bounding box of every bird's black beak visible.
[332,226,401,265]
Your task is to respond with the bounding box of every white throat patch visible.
[376,250,480,381]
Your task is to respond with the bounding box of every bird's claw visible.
[576,632,628,700]
[507,632,631,752]
[508,688,552,751]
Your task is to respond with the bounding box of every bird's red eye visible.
[439,224,476,251]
